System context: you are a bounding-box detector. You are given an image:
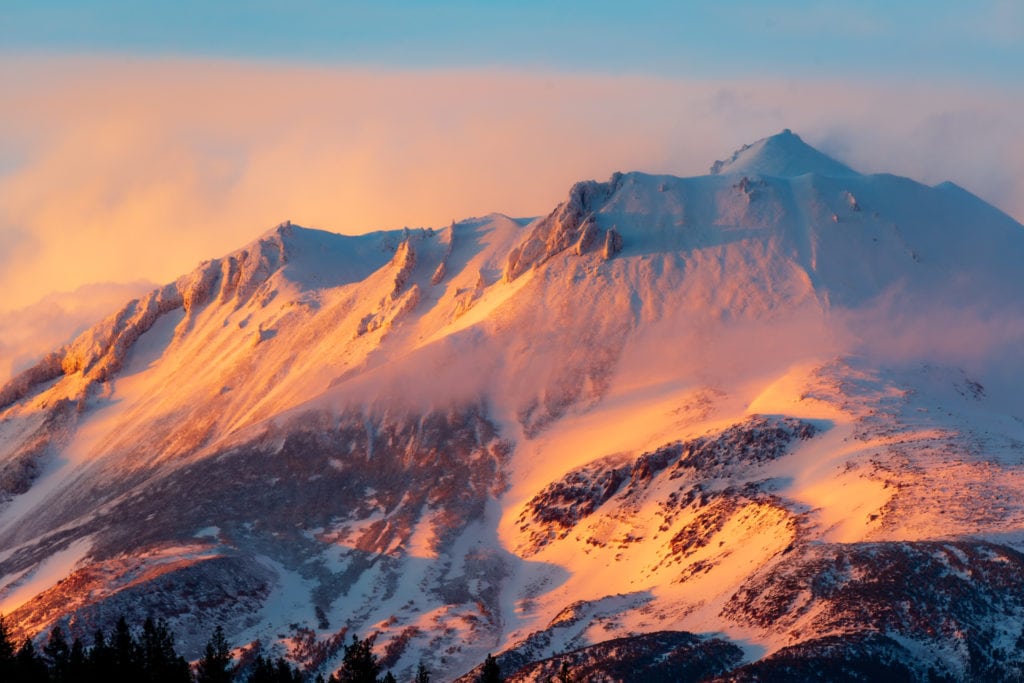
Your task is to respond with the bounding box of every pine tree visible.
[43,626,71,682]
[113,615,142,680]
[379,672,396,683]
[249,655,274,679]
[556,660,572,683]
[87,628,115,682]
[68,638,88,682]
[0,614,16,679]
[196,625,234,683]
[249,654,275,683]
[274,656,304,683]
[141,617,192,682]
[477,654,502,683]
[414,662,430,683]
[15,637,49,683]
[336,633,379,683]
[249,654,304,683]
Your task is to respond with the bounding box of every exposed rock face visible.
[1,403,512,672]
[722,540,1024,679]
[431,221,456,285]
[504,173,623,280]
[356,284,421,337]
[517,417,817,555]
[452,270,487,319]
[61,282,184,382]
[456,631,744,683]
[0,283,184,410]
[573,217,600,256]
[430,259,447,286]
[0,352,64,411]
[390,238,417,299]
[714,633,920,682]
[0,398,76,500]
[0,224,298,409]
[7,551,275,657]
[602,226,623,259]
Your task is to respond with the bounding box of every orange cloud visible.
[0,281,154,382]
[1,57,1021,319]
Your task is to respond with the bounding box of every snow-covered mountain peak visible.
[3,135,1024,680]
[238,220,414,292]
[710,128,859,178]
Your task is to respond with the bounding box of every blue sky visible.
[4,1,1022,84]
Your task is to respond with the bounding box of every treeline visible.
[0,615,443,683]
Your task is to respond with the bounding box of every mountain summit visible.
[2,133,1024,680]
[710,128,859,177]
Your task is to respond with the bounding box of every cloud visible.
[0,225,38,269]
[0,280,155,384]
[835,289,1024,415]
[0,57,1021,320]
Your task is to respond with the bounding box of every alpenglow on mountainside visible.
[2,131,1024,681]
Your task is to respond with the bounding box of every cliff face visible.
[503,173,623,281]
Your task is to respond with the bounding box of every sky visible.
[1,1,1023,378]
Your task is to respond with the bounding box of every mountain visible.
[2,131,1024,681]
[709,128,859,178]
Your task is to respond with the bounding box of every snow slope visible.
[2,131,1024,680]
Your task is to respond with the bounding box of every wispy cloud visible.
[0,281,154,383]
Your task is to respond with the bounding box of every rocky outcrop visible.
[0,398,76,500]
[431,221,456,285]
[0,224,299,410]
[1,402,513,677]
[7,550,276,658]
[452,270,487,319]
[0,352,64,410]
[356,284,421,337]
[602,226,623,259]
[176,224,288,313]
[715,632,919,682]
[177,260,219,313]
[0,283,186,409]
[355,236,425,337]
[61,282,184,382]
[456,631,743,683]
[504,173,623,281]
[722,540,1024,679]
[573,216,600,256]
[390,238,417,299]
[517,417,817,555]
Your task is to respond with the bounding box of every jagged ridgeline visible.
[2,131,1024,680]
